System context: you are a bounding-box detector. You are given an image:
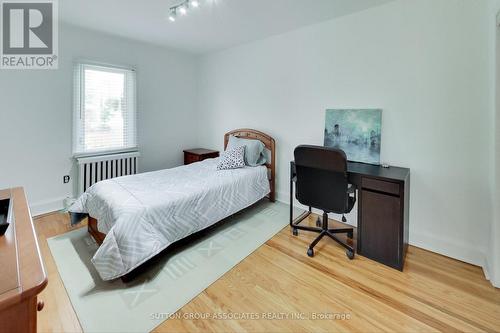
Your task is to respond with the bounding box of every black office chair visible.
[292,145,355,259]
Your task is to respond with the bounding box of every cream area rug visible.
[48,200,291,333]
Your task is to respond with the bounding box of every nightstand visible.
[183,148,220,165]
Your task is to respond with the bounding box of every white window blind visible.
[73,63,137,156]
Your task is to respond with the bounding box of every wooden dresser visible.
[0,187,48,333]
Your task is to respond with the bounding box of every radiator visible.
[77,151,140,195]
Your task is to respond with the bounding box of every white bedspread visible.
[69,158,270,280]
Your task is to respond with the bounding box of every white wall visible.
[0,0,494,283]
[489,0,500,287]
[0,24,198,215]
[197,0,492,268]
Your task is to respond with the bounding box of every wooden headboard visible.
[224,129,276,202]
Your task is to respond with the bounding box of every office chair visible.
[292,145,355,259]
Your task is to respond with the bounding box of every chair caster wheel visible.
[346,249,354,260]
[292,228,298,236]
[342,215,347,223]
[307,248,314,257]
[347,231,353,239]
[316,218,321,227]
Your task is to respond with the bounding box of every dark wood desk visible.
[290,161,410,270]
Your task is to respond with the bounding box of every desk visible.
[290,161,410,270]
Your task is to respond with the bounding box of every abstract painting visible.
[324,109,382,165]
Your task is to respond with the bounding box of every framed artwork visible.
[324,109,382,165]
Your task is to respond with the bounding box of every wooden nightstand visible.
[183,148,220,165]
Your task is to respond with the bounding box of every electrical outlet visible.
[63,175,70,184]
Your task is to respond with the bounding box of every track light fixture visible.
[179,4,187,15]
[168,0,200,22]
[168,8,177,21]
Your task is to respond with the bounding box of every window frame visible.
[73,61,138,158]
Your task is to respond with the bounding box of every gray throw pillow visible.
[217,146,246,170]
[227,135,267,166]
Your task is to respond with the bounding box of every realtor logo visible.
[1,0,58,69]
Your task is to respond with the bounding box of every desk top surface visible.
[347,161,409,182]
[183,148,219,155]
[291,160,409,183]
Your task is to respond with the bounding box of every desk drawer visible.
[362,177,400,196]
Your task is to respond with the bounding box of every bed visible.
[69,129,276,281]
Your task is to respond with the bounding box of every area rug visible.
[48,200,291,333]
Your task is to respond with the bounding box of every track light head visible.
[178,4,187,15]
[191,0,199,8]
[168,9,176,21]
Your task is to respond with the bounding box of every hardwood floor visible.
[34,213,500,333]
[35,213,83,333]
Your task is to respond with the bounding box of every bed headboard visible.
[224,129,276,202]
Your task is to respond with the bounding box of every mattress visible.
[69,158,270,280]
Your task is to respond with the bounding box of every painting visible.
[324,109,382,165]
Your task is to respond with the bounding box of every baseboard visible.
[491,274,500,288]
[409,230,486,268]
[276,190,357,227]
[483,254,500,288]
[30,197,65,217]
[483,256,491,281]
[276,190,490,279]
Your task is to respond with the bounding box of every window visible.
[73,63,137,156]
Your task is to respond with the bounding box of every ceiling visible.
[60,0,394,54]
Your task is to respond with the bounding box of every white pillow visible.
[226,135,267,166]
[217,146,245,170]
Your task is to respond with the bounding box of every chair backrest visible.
[294,145,349,213]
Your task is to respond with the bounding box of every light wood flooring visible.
[34,212,500,333]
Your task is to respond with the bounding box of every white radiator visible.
[77,151,140,195]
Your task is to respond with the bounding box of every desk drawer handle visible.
[37,300,44,311]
